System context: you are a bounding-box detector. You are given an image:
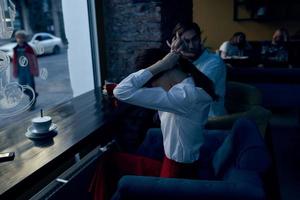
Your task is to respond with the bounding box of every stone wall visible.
[100,0,192,82]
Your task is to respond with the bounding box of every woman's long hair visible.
[177,57,219,101]
[135,48,218,101]
[135,48,168,87]
[229,32,246,47]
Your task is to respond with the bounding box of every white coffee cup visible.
[31,116,52,133]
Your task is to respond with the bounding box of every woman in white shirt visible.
[114,50,217,164]
[90,39,217,200]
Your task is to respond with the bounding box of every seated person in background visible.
[219,32,252,59]
[261,28,289,63]
[90,45,218,200]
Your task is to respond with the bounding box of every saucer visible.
[25,124,57,140]
[27,123,57,134]
[25,130,57,140]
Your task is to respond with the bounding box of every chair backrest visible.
[212,118,271,178]
[225,81,262,114]
[206,81,271,136]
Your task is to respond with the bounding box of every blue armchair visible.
[111,118,272,200]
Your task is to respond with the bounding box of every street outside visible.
[0,49,73,128]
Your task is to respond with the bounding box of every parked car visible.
[0,32,63,58]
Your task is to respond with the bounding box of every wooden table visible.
[0,89,127,199]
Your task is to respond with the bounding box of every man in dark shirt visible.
[261,28,289,64]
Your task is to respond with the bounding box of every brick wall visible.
[101,0,192,82]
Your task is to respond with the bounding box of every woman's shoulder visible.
[219,41,230,50]
[171,78,212,102]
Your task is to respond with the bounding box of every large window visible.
[0,0,100,128]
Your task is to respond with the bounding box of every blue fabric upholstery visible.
[116,118,271,200]
[136,128,164,161]
[112,175,266,200]
[212,118,271,178]
[224,168,263,187]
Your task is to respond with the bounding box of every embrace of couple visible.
[90,21,227,200]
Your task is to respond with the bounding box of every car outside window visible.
[35,36,42,41]
[41,35,52,41]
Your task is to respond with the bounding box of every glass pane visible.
[0,0,95,128]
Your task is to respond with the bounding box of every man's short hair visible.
[15,30,27,39]
[172,21,202,38]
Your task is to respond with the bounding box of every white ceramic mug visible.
[31,116,52,133]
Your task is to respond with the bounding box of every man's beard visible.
[181,47,203,61]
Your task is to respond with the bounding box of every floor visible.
[269,108,300,200]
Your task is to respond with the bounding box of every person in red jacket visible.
[12,30,39,108]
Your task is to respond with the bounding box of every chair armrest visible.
[224,168,264,186]
[205,106,271,137]
[112,175,266,200]
[205,112,246,130]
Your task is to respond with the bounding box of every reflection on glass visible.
[0,50,9,72]
[0,0,73,126]
[39,67,48,80]
[0,82,35,117]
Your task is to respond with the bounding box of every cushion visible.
[213,118,271,178]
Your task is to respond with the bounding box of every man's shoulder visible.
[194,49,224,66]
[202,50,224,64]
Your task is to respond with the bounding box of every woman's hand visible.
[167,32,184,54]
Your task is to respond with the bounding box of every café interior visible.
[0,0,300,200]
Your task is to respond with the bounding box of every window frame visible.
[87,0,102,89]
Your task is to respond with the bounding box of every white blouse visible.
[113,69,212,163]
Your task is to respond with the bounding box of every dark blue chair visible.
[111,118,272,200]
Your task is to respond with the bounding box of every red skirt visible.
[89,152,198,200]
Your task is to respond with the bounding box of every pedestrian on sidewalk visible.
[12,30,39,109]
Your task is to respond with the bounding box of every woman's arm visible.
[113,69,209,115]
[147,52,179,75]
[219,41,229,59]
[113,51,183,114]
